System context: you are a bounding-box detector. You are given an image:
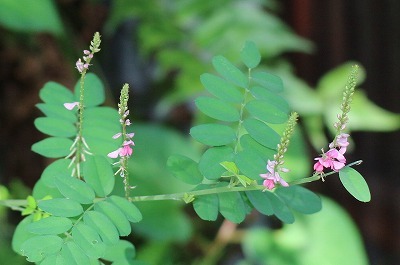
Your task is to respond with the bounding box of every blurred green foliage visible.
[1,0,396,264]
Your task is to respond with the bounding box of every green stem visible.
[234,68,252,154]
[0,160,362,208]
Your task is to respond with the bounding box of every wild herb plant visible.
[0,33,370,264]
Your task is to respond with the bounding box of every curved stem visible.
[0,160,363,208]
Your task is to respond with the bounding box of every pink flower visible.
[107,140,135,159]
[64,102,79,110]
[76,59,85,73]
[313,146,347,173]
[260,160,289,190]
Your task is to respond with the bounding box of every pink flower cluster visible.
[76,50,93,73]
[107,133,135,158]
[313,133,349,173]
[260,160,289,190]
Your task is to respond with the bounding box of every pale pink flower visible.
[107,149,121,159]
[260,159,289,190]
[76,59,85,73]
[107,140,135,159]
[64,102,79,110]
[112,133,122,139]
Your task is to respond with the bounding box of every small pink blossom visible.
[107,149,121,158]
[125,119,131,126]
[64,102,79,110]
[107,140,135,159]
[120,144,132,157]
[260,159,289,190]
[76,59,85,73]
[127,132,135,139]
[112,133,122,139]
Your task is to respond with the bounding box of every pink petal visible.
[332,161,345,171]
[120,145,132,157]
[107,149,121,158]
[112,133,122,139]
[64,102,79,110]
[127,132,135,139]
[278,177,289,187]
[263,179,275,190]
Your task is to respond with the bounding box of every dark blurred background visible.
[0,1,399,264]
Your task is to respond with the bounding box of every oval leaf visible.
[84,211,119,245]
[195,96,240,122]
[243,118,280,149]
[200,73,243,103]
[61,241,91,265]
[102,240,136,263]
[72,223,106,259]
[235,149,266,180]
[245,100,288,124]
[245,190,274,216]
[94,201,131,236]
[27,216,72,235]
[39,82,74,104]
[38,198,83,217]
[34,117,76,137]
[193,194,219,221]
[250,86,290,113]
[218,191,246,223]
[40,159,73,188]
[107,195,143,223]
[36,103,76,122]
[339,167,371,202]
[20,235,62,262]
[167,154,203,185]
[31,137,73,158]
[190,124,236,146]
[212,55,248,88]
[198,146,234,180]
[241,41,261,69]
[83,155,115,197]
[264,192,294,224]
[74,73,105,107]
[54,175,95,204]
[252,71,284,92]
[274,185,322,214]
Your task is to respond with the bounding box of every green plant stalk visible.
[0,160,362,208]
[234,68,252,154]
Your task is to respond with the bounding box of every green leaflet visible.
[102,240,136,263]
[264,192,294,224]
[195,96,240,122]
[240,41,261,69]
[245,190,274,216]
[54,174,95,204]
[74,73,105,107]
[36,103,76,122]
[11,215,36,254]
[38,198,83,217]
[83,211,120,245]
[198,146,234,180]
[245,100,288,124]
[39,82,74,104]
[250,86,290,114]
[251,71,284,93]
[83,155,115,197]
[40,159,72,188]
[0,0,63,35]
[107,195,143,223]
[94,201,131,236]
[212,55,248,88]
[235,149,266,180]
[167,154,203,185]
[242,118,280,149]
[72,223,106,259]
[34,117,76,137]
[239,134,276,159]
[60,241,91,265]
[275,185,322,214]
[20,235,62,262]
[190,124,236,146]
[31,137,73,158]
[200,73,243,103]
[192,184,219,221]
[27,216,72,235]
[339,167,371,202]
[218,191,246,223]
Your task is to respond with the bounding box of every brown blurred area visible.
[283,1,400,263]
[0,1,399,264]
